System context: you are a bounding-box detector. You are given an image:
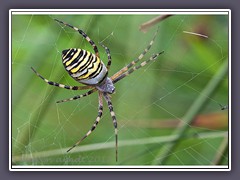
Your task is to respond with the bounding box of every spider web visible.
[11,12,229,167]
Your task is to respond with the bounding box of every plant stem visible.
[211,136,228,165]
[152,59,228,165]
[12,131,227,163]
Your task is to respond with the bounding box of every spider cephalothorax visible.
[31,18,164,161]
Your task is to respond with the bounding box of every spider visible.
[31,19,164,161]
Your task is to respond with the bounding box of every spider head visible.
[96,77,115,94]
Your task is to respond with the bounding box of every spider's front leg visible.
[110,26,159,81]
[56,88,97,103]
[103,92,118,162]
[112,51,164,84]
[67,91,104,152]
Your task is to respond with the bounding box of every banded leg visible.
[54,19,100,57]
[111,27,159,80]
[56,88,97,103]
[112,51,164,84]
[31,67,92,90]
[103,93,118,162]
[100,42,112,70]
[67,92,103,152]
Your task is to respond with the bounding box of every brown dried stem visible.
[140,15,173,33]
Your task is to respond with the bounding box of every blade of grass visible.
[152,59,228,165]
[211,136,228,165]
[12,131,227,163]
[12,16,100,156]
[12,68,65,155]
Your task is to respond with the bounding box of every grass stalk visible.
[12,131,227,163]
[152,59,228,165]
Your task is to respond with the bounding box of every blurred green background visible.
[11,13,229,166]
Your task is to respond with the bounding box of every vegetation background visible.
[11,13,229,166]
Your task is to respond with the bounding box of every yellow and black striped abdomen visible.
[62,48,108,85]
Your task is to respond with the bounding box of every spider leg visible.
[103,93,118,162]
[31,67,92,90]
[111,26,159,80]
[99,42,112,70]
[67,92,103,152]
[112,51,164,84]
[56,88,97,103]
[54,19,100,57]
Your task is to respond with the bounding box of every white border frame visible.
[9,9,231,171]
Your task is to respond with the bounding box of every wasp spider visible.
[31,19,164,161]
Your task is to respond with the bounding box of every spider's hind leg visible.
[99,42,112,70]
[54,19,100,57]
[31,67,92,90]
